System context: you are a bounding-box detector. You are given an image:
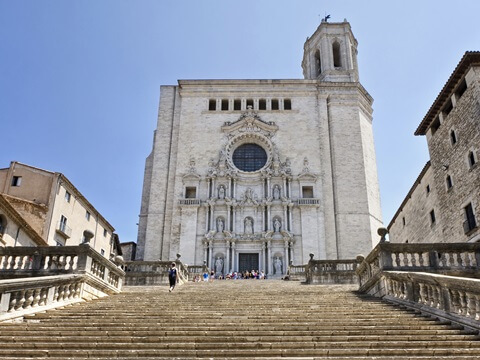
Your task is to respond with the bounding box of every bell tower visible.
[302,19,359,82]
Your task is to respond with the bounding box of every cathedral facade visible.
[136,21,383,276]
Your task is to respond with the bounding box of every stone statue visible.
[273,218,281,233]
[245,188,253,200]
[244,218,253,234]
[273,185,281,200]
[274,257,283,274]
[218,185,225,199]
[217,218,224,233]
[215,257,224,274]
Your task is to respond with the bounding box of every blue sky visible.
[1,0,480,244]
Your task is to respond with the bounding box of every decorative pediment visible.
[221,106,278,138]
[298,157,317,181]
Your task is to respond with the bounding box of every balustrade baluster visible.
[8,293,17,312]
[16,290,26,310]
[465,292,475,318]
[9,256,16,270]
[458,290,467,315]
[418,252,425,266]
[419,283,427,305]
[69,255,75,270]
[394,253,400,267]
[24,290,34,309]
[456,253,463,267]
[39,288,48,306]
[475,295,480,321]
[64,285,70,299]
[47,256,53,270]
[53,286,60,302]
[411,253,417,267]
[448,253,455,267]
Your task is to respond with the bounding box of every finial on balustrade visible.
[83,230,94,244]
[309,253,314,261]
[176,253,181,260]
[377,227,389,243]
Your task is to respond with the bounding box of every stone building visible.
[388,52,480,244]
[136,20,383,275]
[0,161,118,257]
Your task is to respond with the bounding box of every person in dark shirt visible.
[168,262,177,292]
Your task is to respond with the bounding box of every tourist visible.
[168,262,177,292]
[203,272,209,282]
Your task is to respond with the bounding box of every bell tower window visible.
[333,41,342,68]
[314,49,321,76]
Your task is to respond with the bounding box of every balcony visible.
[56,221,72,239]
[296,198,320,206]
[179,199,202,206]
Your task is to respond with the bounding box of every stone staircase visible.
[1,280,480,359]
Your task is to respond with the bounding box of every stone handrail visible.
[356,242,480,290]
[306,257,360,284]
[286,264,306,281]
[373,271,480,333]
[122,260,188,286]
[0,244,124,292]
[296,198,320,206]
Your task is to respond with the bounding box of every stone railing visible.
[306,255,360,284]
[187,264,209,280]
[179,199,202,206]
[296,198,320,206]
[122,260,188,286]
[375,271,480,333]
[0,244,125,322]
[286,264,306,281]
[357,242,480,291]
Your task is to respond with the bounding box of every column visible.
[203,242,208,264]
[209,241,214,270]
[261,205,265,232]
[208,178,211,198]
[283,206,287,230]
[287,179,291,199]
[283,177,287,197]
[227,205,231,230]
[266,177,271,198]
[231,242,236,272]
[267,205,271,231]
[290,242,295,265]
[233,179,237,198]
[288,204,293,232]
[261,242,266,272]
[205,205,210,232]
[267,241,272,275]
[233,206,236,233]
[284,240,289,272]
[212,178,216,198]
[210,205,215,230]
[226,241,230,275]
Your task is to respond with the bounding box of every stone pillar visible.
[233,179,237,198]
[283,206,287,229]
[288,204,293,232]
[284,240,289,272]
[210,205,215,230]
[290,242,295,264]
[261,242,266,272]
[287,179,291,198]
[231,242,236,272]
[233,206,237,233]
[266,177,271,198]
[205,205,209,233]
[209,242,214,270]
[212,178,216,197]
[283,177,287,197]
[225,241,230,275]
[207,178,211,199]
[203,242,208,264]
[267,240,272,275]
[227,205,231,231]
[267,205,271,231]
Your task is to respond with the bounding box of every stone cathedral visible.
[136,20,383,276]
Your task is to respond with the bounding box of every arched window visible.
[332,41,342,68]
[314,49,321,76]
[450,130,457,145]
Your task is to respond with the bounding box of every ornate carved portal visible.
[193,109,317,275]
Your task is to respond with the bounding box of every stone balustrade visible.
[356,242,480,290]
[186,265,209,280]
[306,256,360,284]
[296,198,320,206]
[123,260,188,286]
[178,199,202,206]
[0,244,124,322]
[286,264,306,281]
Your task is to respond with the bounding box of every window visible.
[232,143,267,172]
[429,209,436,225]
[464,203,477,233]
[284,99,292,110]
[60,215,67,232]
[332,41,342,68]
[431,117,441,135]
[450,130,457,145]
[314,49,321,76]
[446,175,453,189]
[86,211,91,221]
[185,187,197,199]
[221,99,229,111]
[259,99,266,110]
[455,78,467,100]
[246,99,254,108]
[271,99,279,110]
[302,186,314,198]
[468,151,476,168]
[426,185,430,194]
[234,99,241,111]
[11,176,22,187]
[402,217,406,226]
[208,99,216,111]
[442,99,453,117]
[65,191,71,203]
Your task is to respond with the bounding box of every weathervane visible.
[321,13,331,22]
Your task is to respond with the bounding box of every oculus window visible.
[232,143,267,172]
